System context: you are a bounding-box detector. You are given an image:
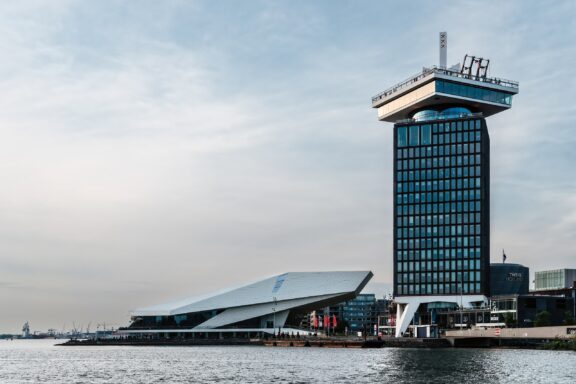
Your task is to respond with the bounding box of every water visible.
[1,339,575,383]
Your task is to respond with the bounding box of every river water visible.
[1,339,575,383]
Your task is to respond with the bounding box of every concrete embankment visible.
[60,337,452,348]
[445,325,576,348]
[264,338,451,348]
[60,339,263,347]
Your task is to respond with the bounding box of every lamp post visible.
[459,278,464,330]
[273,296,277,334]
[571,286,575,322]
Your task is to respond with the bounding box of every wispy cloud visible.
[0,0,574,332]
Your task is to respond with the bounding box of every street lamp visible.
[458,278,464,330]
[273,296,277,334]
[571,286,575,323]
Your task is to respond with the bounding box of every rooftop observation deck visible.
[372,66,519,107]
[372,66,519,123]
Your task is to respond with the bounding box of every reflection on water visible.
[0,339,575,383]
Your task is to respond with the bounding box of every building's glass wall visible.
[129,310,222,329]
[490,264,529,296]
[534,269,576,290]
[394,118,489,297]
[436,80,512,105]
[413,107,473,122]
[327,294,387,333]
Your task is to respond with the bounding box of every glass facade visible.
[436,80,512,106]
[413,107,473,122]
[534,269,576,290]
[328,294,388,333]
[490,263,529,296]
[393,117,490,297]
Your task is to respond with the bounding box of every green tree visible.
[564,310,575,325]
[504,312,515,328]
[534,310,551,327]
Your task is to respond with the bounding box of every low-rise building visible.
[534,269,576,290]
[490,294,575,328]
[119,271,373,339]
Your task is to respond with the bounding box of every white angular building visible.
[119,271,373,338]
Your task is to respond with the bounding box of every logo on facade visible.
[506,272,523,281]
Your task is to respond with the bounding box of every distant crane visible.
[22,321,30,339]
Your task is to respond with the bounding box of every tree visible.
[564,311,575,326]
[534,310,551,327]
[504,312,515,328]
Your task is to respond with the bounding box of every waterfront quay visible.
[263,336,450,349]
[61,335,451,349]
[61,324,576,350]
[445,325,576,348]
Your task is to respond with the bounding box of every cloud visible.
[0,0,575,333]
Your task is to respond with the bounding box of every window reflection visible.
[436,80,513,106]
[393,117,488,296]
[398,126,407,147]
[409,126,419,146]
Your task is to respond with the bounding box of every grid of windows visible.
[394,118,489,297]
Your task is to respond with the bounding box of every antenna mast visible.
[439,32,447,69]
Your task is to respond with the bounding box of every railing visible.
[372,67,435,105]
[372,66,519,104]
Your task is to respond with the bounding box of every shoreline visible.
[58,336,574,350]
[59,336,449,348]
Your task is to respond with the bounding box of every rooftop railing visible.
[372,66,519,105]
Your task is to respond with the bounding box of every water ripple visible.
[0,340,574,383]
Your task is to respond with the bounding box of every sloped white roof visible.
[132,271,372,316]
[195,294,341,329]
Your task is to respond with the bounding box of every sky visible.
[1,0,575,333]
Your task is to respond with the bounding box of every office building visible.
[332,294,387,334]
[372,33,519,337]
[490,263,529,296]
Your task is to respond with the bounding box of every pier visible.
[60,336,451,349]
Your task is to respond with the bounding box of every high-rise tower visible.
[372,33,519,337]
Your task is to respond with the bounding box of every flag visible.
[312,313,318,328]
[332,315,337,329]
[324,314,329,329]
